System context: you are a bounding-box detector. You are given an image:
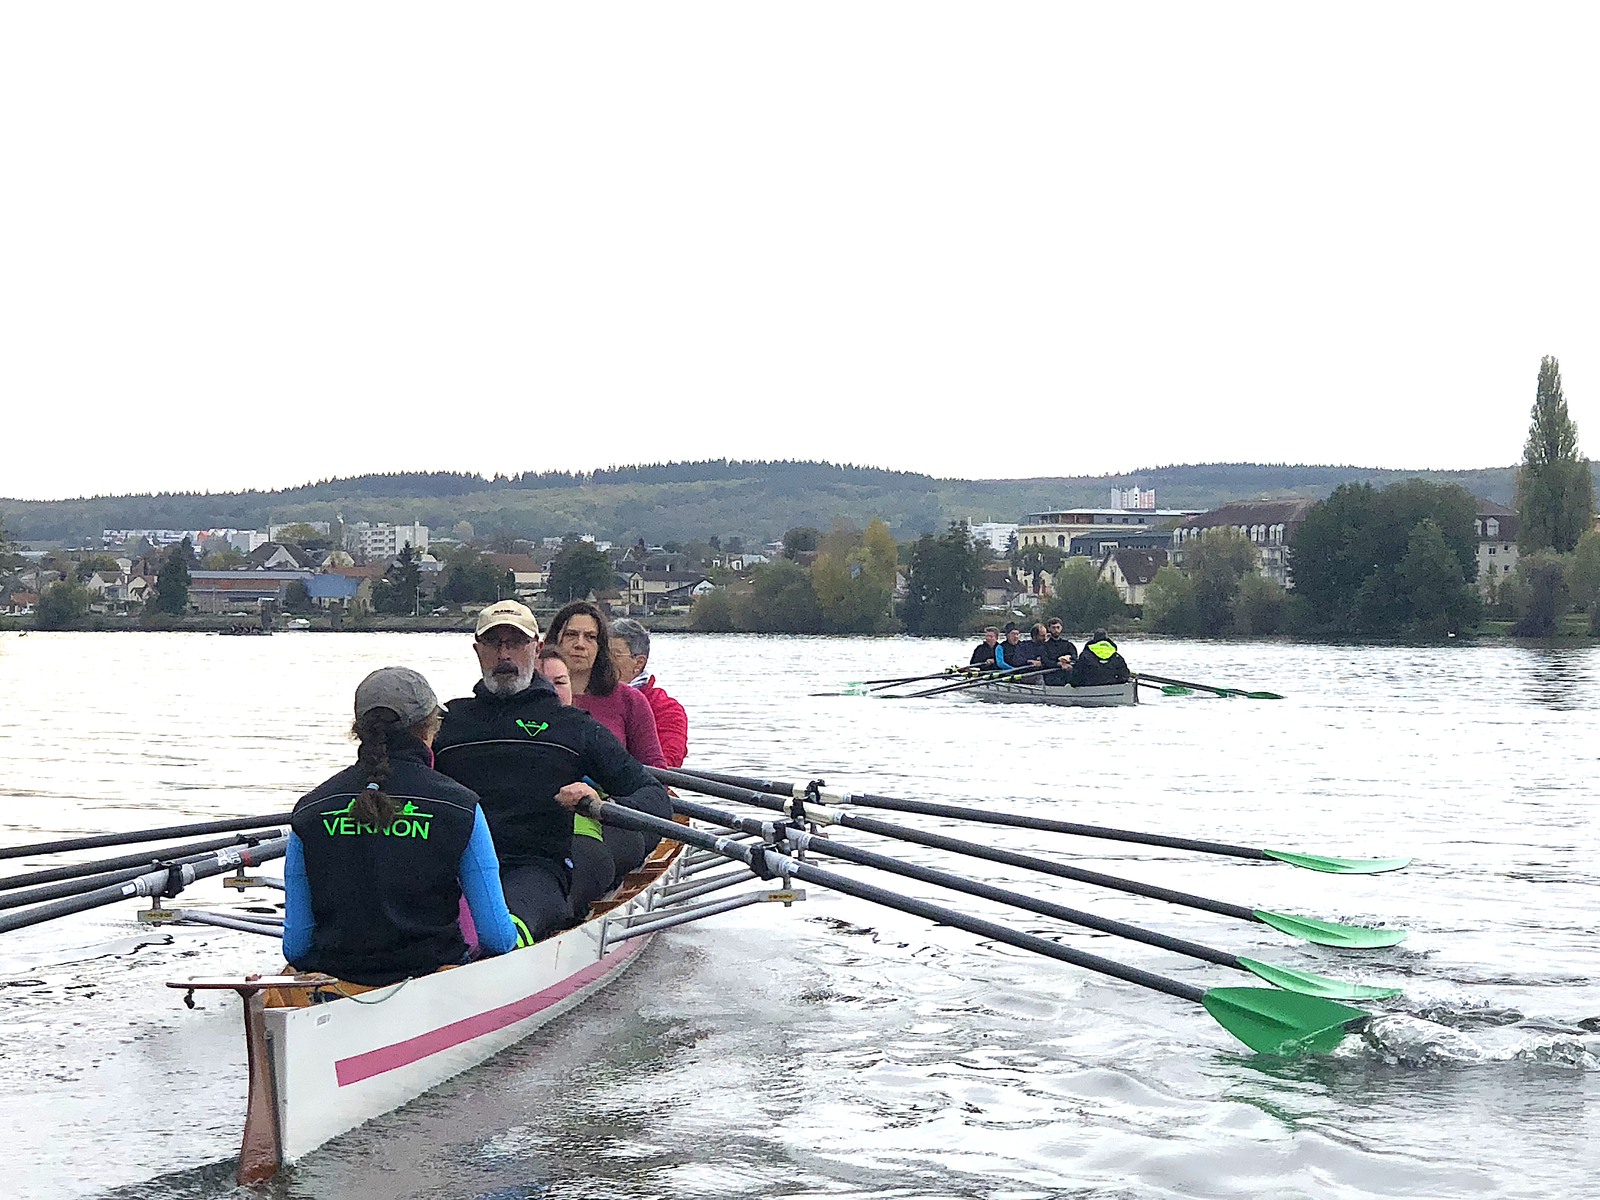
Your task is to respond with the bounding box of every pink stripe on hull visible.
[334,939,644,1087]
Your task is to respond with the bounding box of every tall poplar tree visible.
[1515,356,1594,553]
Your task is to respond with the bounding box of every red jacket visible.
[635,676,688,767]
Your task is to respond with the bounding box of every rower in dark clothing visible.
[969,627,1003,670]
[999,623,1034,670]
[1069,629,1131,686]
[433,602,673,945]
[1039,616,1079,686]
[284,667,519,987]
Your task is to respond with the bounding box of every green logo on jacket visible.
[319,798,433,839]
[515,719,549,738]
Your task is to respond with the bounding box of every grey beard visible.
[482,664,535,696]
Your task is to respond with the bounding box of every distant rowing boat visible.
[961,679,1137,707]
[172,834,687,1184]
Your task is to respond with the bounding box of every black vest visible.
[290,737,480,986]
[433,677,665,876]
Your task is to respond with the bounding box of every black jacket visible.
[969,641,1002,668]
[999,639,1035,669]
[1070,637,1131,686]
[1040,637,1078,686]
[290,736,480,986]
[433,676,672,880]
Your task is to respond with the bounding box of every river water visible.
[1,630,1598,1200]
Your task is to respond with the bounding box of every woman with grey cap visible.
[282,667,520,987]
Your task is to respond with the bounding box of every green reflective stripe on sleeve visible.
[511,915,534,949]
[573,814,604,840]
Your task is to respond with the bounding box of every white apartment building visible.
[345,522,430,558]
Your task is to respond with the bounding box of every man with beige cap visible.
[433,601,672,944]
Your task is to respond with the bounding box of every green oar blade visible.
[1237,690,1285,700]
[1264,849,1413,875]
[1235,956,1401,1000]
[1161,684,1194,696]
[1200,986,1370,1054]
[1254,909,1407,948]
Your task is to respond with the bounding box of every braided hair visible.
[350,708,402,828]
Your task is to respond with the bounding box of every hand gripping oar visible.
[0,838,288,935]
[668,793,1396,1001]
[588,799,1371,1054]
[0,813,293,861]
[1136,672,1284,700]
[651,770,1406,948]
[668,768,1411,876]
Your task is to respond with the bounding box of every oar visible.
[668,768,1410,875]
[0,832,285,912]
[0,838,288,935]
[0,813,293,861]
[0,832,283,893]
[813,666,978,697]
[589,799,1372,1054]
[651,770,1405,948]
[890,663,1054,699]
[669,793,1396,1000]
[1137,672,1284,700]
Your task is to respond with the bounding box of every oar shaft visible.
[0,832,284,892]
[0,814,293,861]
[0,834,285,911]
[0,838,287,935]
[592,799,1205,1004]
[1136,673,1228,696]
[671,768,1270,863]
[668,794,1239,968]
[653,769,1261,923]
[903,664,1052,699]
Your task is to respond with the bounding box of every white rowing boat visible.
[961,679,1138,707]
[172,836,687,1183]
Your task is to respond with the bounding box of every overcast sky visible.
[3,5,1597,501]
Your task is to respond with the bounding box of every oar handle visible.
[0,814,294,861]
[903,664,1054,698]
[591,799,1206,1005]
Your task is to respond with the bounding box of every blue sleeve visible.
[459,808,519,956]
[994,646,1007,669]
[282,832,314,964]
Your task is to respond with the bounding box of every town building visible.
[1096,548,1168,607]
[622,570,714,613]
[345,523,429,558]
[1068,529,1174,559]
[1474,499,1519,601]
[966,522,1020,555]
[186,570,313,613]
[1169,499,1314,588]
[1017,507,1198,552]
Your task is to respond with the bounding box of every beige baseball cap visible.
[474,599,541,641]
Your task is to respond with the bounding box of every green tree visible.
[1509,553,1569,637]
[1232,572,1288,635]
[782,526,820,559]
[200,547,244,569]
[35,580,92,630]
[1565,529,1600,615]
[1018,545,1065,595]
[1515,356,1594,553]
[901,524,984,635]
[1043,559,1124,630]
[283,580,314,614]
[1144,566,1199,634]
[74,554,120,581]
[546,538,614,603]
[1394,518,1482,636]
[274,522,325,545]
[442,553,512,603]
[1289,480,1480,633]
[690,587,737,631]
[150,539,193,616]
[1187,530,1260,635]
[740,559,826,632]
[811,517,899,633]
[373,544,423,615]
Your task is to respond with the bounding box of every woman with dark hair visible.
[543,602,665,915]
[284,667,519,986]
[545,601,664,769]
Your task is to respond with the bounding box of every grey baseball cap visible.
[354,666,446,726]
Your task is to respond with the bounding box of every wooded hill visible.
[1,459,1557,547]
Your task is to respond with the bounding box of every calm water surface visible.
[1,631,1598,1200]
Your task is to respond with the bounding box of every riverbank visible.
[0,611,698,634]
